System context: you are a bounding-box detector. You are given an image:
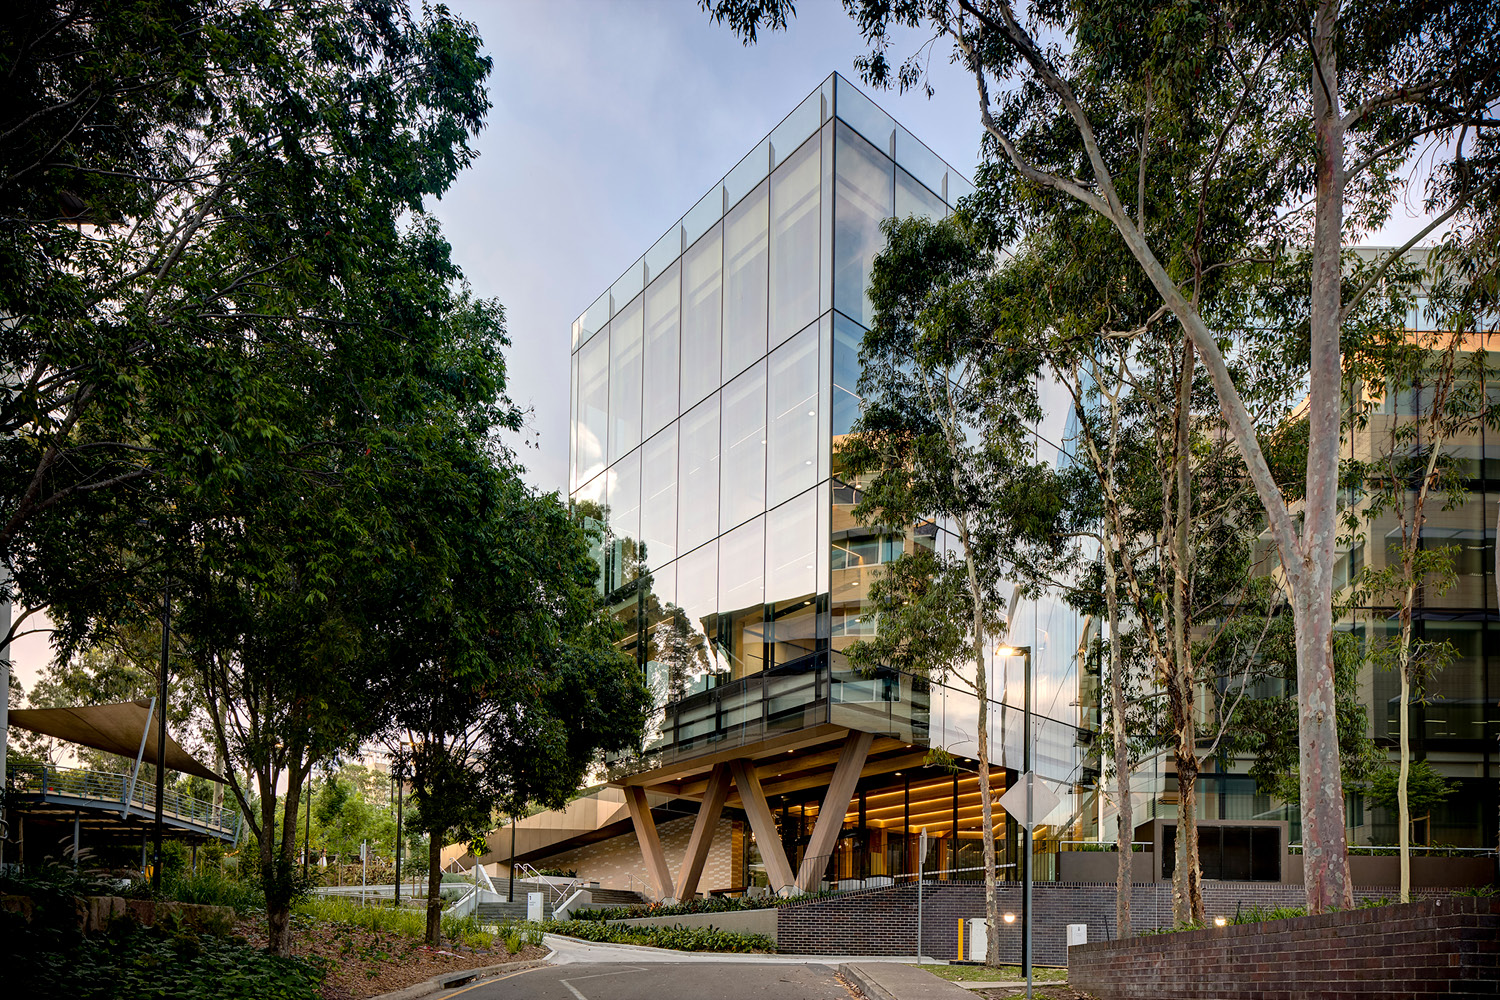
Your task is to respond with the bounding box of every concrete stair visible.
[475,899,553,922]
[586,887,649,908]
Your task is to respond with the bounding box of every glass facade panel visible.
[896,166,945,222]
[644,225,681,284]
[718,514,766,679]
[894,124,947,199]
[608,295,643,463]
[577,332,609,488]
[719,360,766,532]
[832,311,864,441]
[606,447,641,592]
[723,180,769,380]
[681,224,723,410]
[641,426,677,570]
[579,290,610,349]
[766,488,820,670]
[643,261,681,440]
[769,134,821,346]
[835,73,894,153]
[726,139,771,210]
[834,122,894,329]
[678,394,720,554]
[767,321,820,507]
[676,540,726,689]
[683,184,725,249]
[611,260,644,318]
[770,88,824,169]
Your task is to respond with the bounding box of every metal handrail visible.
[513,862,578,904]
[6,761,239,836]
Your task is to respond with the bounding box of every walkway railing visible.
[6,761,240,839]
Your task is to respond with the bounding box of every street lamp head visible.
[997,645,1032,657]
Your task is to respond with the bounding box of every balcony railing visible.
[6,761,241,839]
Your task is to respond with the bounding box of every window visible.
[609,295,643,463]
[769,136,820,346]
[767,322,821,507]
[681,224,723,410]
[576,333,609,488]
[720,360,767,532]
[643,261,681,440]
[678,394,720,554]
[834,122,893,329]
[641,426,678,570]
[723,181,769,381]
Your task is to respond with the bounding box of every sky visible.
[427,0,982,496]
[5,0,1444,697]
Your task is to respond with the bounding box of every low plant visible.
[539,918,774,953]
[571,887,839,922]
[162,869,267,915]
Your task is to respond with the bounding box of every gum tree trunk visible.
[1103,518,1132,937]
[426,832,444,945]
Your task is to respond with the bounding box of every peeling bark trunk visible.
[956,513,1002,968]
[426,831,444,946]
[1293,0,1355,915]
[1103,520,1132,937]
[270,764,304,956]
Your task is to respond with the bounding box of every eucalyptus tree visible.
[703,0,1500,913]
[841,216,1067,966]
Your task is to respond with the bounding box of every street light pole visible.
[151,561,170,893]
[1022,645,1033,1000]
[394,750,404,905]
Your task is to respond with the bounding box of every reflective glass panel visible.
[766,486,818,603]
[770,88,823,168]
[769,134,821,347]
[606,448,641,592]
[834,122,894,329]
[678,394,720,554]
[577,332,609,488]
[720,360,766,532]
[676,540,727,687]
[569,351,579,491]
[723,180,769,381]
[832,311,865,441]
[579,290,610,349]
[641,426,678,571]
[681,224,723,410]
[896,166,945,222]
[726,139,771,211]
[718,514,766,679]
[767,322,820,507]
[609,295,643,463]
[894,125,947,199]
[645,225,682,284]
[644,261,681,440]
[611,260,644,318]
[835,74,895,153]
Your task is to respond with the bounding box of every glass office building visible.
[567,75,1093,898]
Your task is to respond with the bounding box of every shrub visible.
[539,918,774,953]
[162,869,266,915]
[571,888,838,922]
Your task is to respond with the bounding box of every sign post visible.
[916,828,927,965]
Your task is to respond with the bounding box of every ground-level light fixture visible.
[1214,917,1227,927]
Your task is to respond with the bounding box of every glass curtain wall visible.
[569,74,1085,833]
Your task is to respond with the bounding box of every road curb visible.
[366,958,548,1000]
[840,964,899,1000]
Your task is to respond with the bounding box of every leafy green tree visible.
[1367,762,1454,846]
[391,464,651,945]
[840,215,1065,966]
[11,0,503,954]
[705,0,1500,914]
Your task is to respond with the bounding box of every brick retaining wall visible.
[775,881,1457,965]
[1070,896,1500,999]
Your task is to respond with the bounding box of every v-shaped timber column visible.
[624,785,674,902]
[729,759,798,896]
[669,762,731,903]
[795,731,874,892]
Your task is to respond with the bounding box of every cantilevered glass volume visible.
[567,74,1089,898]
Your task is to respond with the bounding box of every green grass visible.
[293,895,540,949]
[921,964,1068,983]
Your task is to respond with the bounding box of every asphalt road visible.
[450,962,857,1000]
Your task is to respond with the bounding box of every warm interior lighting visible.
[1003,913,1016,924]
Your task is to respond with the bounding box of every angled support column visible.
[623,785,674,902]
[730,759,797,896]
[673,763,730,903]
[796,731,874,893]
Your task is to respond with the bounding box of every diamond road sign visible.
[997,771,1059,830]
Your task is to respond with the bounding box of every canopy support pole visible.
[122,697,155,819]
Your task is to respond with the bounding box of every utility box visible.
[1067,923,1088,947]
[966,917,988,961]
[527,891,545,922]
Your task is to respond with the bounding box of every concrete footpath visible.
[841,963,984,1000]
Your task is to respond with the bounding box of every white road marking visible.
[559,965,646,1000]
